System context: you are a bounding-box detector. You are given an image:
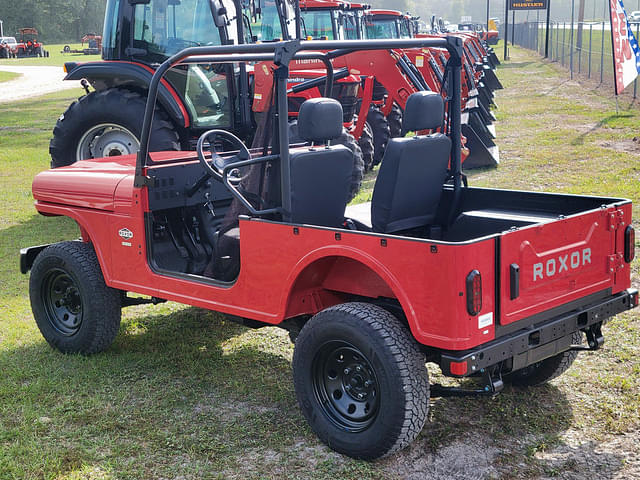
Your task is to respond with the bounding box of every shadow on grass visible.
[0,304,306,478]
[498,61,535,69]
[570,113,628,146]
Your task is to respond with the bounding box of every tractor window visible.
[365,19,398,39]
[133,0,225,63]
[255,2,284,41]
[103,0,120,55]
[301,10,335,40]
[399,19,411,39]
[182,65,233,128]
[341,12,359,40]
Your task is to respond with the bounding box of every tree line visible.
[0,0,106,43]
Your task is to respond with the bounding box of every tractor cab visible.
[298,0,368,40]
[364,9,410,40]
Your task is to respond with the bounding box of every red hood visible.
[32,155,137,211]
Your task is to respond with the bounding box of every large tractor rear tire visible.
[335,129,365,202]
[388,103,403,138]
[49,88,180,168]
[358,122,375,171]
[366,106,390,168]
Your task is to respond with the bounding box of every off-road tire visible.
[292,302,429,460]
[29,241,121,355]
[334,129,365,202]
[388,103,403,138]
[0,49,7,59]
[505,331,582,386]
[358,122,375,171]
[49,88,180,168]
[366,106,390,168]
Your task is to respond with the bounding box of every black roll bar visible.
[134,37,465,221]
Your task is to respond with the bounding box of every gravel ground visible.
[0,66,81,103]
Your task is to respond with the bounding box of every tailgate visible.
[499,207,619,325]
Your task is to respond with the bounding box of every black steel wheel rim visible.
[312,341,380,432]
[41,268,83,336]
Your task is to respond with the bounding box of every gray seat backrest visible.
[371,91,451,233]
[290,98,354,227]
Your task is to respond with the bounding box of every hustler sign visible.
[509,0,548,10]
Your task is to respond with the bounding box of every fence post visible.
[600,21,605,85]
[589,23,604,78]
[578,22,582,74]
[635,24,639,99]
[562,22,566,66]
[570,0,575,79]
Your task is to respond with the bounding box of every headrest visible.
[297,98,343,143]
[402,91,445,133]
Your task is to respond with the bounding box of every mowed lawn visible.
[0,45,639,479]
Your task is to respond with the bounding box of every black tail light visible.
[625,225,635,263]
[466,270,482,315]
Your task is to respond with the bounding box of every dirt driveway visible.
[0,65,81,103]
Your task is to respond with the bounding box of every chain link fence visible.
[506,20,640,101]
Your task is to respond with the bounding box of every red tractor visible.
[22,38,638,460]
[15,28,48,57]
[51,0,365,199]
[296,1,500,168]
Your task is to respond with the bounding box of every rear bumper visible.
[439,288,639,377]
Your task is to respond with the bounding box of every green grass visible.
[0,43,101,67]
[0,71,21,83]
[0,46,639,479]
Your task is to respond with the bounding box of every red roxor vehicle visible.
[21,38,638,460]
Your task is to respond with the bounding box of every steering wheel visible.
[197,129,251,183]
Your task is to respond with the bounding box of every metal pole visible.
[578,22,582,74]
[570,0,575,79]
[635,24,639,99]
[589,23,604,78]
[511,10,515,46]
[0,20,3,38]
[562,22,567,67]
[600,21,605,84]
[504,0,509,60]
[545,1,552,57]
[487,0,490,31]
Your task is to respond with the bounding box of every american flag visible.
[609,0,640,94]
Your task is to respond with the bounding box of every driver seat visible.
[289,98,354,227]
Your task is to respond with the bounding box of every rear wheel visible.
[292,302,429,460]
[29,242,121,354]
[49,88,180,168]
[358,122,375,171]
[366,106,390,168]
[388,103,403,138]
[504,331,582,386]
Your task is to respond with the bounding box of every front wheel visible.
[29,242,122,354]
[292,302,429,460]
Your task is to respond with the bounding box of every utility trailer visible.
[21,38,638,460]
